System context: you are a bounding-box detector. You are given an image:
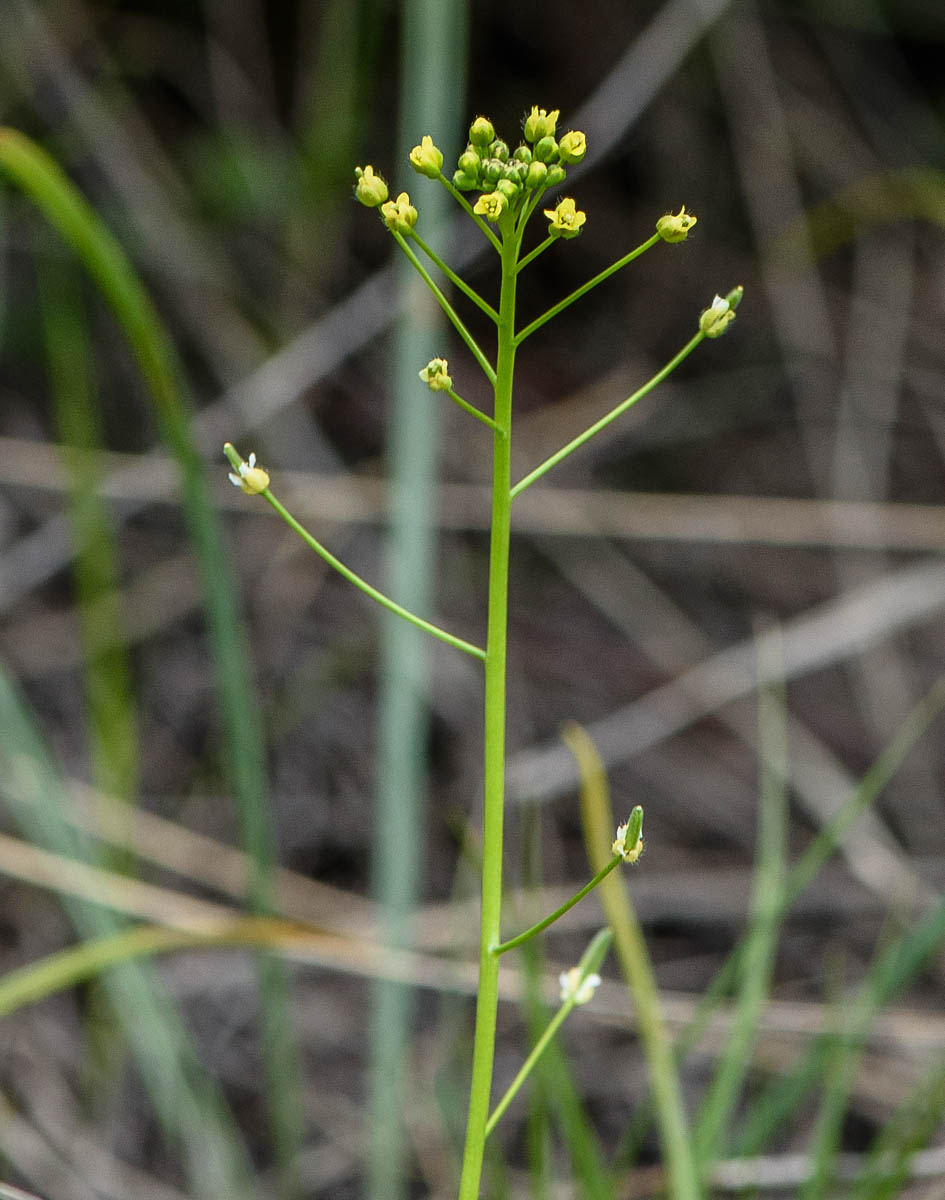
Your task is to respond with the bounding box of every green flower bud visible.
[523,106,560,143]
[481,158,503,185]
[525,160,548,189]
[699,293,737,338]
[543,196,586,239]
[500,160,523,181]
[458,148,480,176]
[489,139,509,163]
[557,130,587,164]
[419,357,452,392]
[533,135,558,164]
[612,806,644,863]
[473,190,508,223]
[495,177,520,201]
[380,191,418,236]
[452,169,479,192]
[469,116,495,147]
[544,164,566,187]
[656,205,698,243]
[409,135,444,179]
[354,165,389,207]
[512,144,533,165]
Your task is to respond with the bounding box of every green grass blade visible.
[366,3,468,1198]
[564,721,702,1200]
[0,666,255,1199]
[0,127,301,1194]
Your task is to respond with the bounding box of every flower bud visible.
[512,144,533,165]
[489,139,509,163]
[473,190,508,223]
[354,165,389,208]
[533,135,558,164]
[452,169,479,192]
[523,106,560,143]
[612,806,644,863]
[469,116,495,147]
[656,205,698,243]
[557,130,587,164]
[699,293,737,338]
[380,191,418,236]
[409,135,444,179]
[525,161,548,189]
[480,158,503,185]
[419,357,452,392]
[458,148,481,176]
[495,177,520,201]
[544,164,566,187]
[543,196,585,239]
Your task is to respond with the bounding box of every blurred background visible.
[1,0,945,1197]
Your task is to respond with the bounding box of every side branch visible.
[394,232,497,386]
[412,230,499,324]
[510,330,704,499]
[515,233,661,344]
[262,487,486,661]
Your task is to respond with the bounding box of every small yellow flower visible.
[656,205,698,243]
[559,967,601,1006]
[473,190,508,223]
[409,135,444,179]
[419,357,452,392]
[380,192,419,235]
[699,294,737,338]
[354,165,388,208]
[543,196,586,239]
[225,445,270,495]
[524,106,560,143]
[558,130,587,164]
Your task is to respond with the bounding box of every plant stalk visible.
[457,228,520,1200]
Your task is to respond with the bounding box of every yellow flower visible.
[419,358,452,392]
[543,196,586,239]
[354,165,388,208]
[409,135,444,179]
[473,190,508,223]
[380,192,419,236]
[224,445,270,495]
[656,205,698,243]
[524,106,560,143]
[557,130,587,164]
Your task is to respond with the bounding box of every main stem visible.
[457,229,519,1200]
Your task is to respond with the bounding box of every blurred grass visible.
[0,126,300,1195]
[1,0,945,1195]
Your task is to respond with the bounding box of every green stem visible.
[438,173,502,252]
[511,331,704,499]
[393,231,496,384]
[516,235,554,273]
[515,233,661,345]
[492,857,621,957]
[457,226,520,1200]
[261,487,485,661]
[412,230,499,323]
[486,1002,572,1138]
[445,385,504,434]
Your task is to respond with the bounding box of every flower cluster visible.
[354,107,589,241]
[450,107,588,234]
